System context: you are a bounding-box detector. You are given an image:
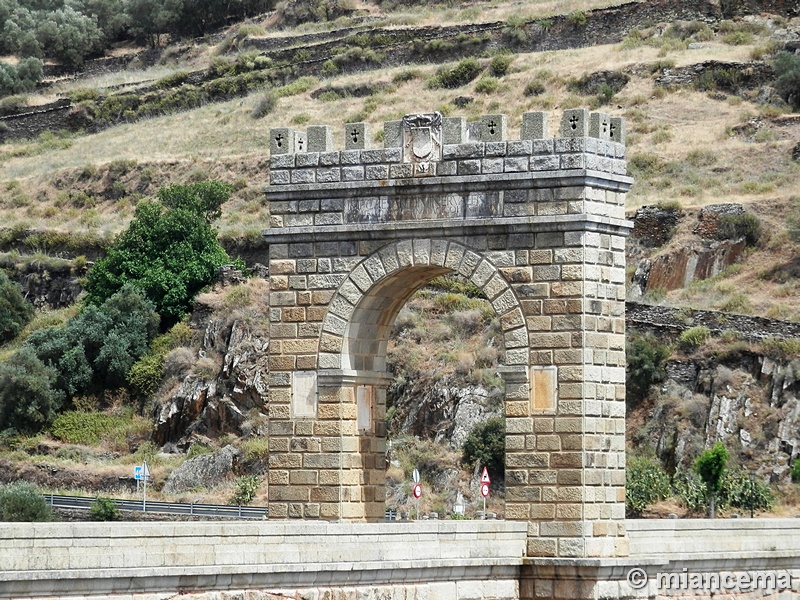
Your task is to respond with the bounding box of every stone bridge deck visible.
[2,519,800,599]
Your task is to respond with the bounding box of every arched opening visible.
[317,239,529,521]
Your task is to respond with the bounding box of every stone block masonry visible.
[264,110,633,561]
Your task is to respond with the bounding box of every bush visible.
[567,10,587,28]
[723,470,773,512]
[474,76,499,94]
[678,326,711,353]
[0,346,62,433]
[231,475,260,505]
[50,410,143,445]
[0,270,33,345]
[502,16,527,45]
[0,57,43,97]
[462,417,505,481]
[27,285,159,398]
[85,181,233,326]
[626,332,672,405]
[90,496,119,521]
[772,51,800,110]
[524,80,546,97]
[427,58,482,90]
[0,482,52,522]
[717,212,761,245]
[489,54,514,77]
[626,455,672,516]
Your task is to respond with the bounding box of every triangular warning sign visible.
[481,466,491,484]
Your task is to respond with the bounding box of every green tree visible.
[0,482,52,521]
[462,417,505,482]
[85,181,233,326]
[0,346,63,433]
[0,270,33,344]
[34,6,104,67]
[695,441,728,518]
[0,56,43,96]
[27,284,159,398]
[125,0,183,47]
[626,332,672,406]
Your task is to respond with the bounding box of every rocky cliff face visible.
[634,350,800,485]
[154,281,270,449]
[628,203,756,299]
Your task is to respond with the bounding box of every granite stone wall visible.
[262,108,633,559]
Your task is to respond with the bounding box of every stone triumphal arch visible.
[264,109,632,558]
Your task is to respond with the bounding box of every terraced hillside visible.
[0,0,799,518]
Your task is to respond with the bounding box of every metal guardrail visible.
[44,494,269,519]
[46,495,417,521]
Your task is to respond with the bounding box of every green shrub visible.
[393,69,422,83]
[773,52,800,110]
[759,337,800,361]
[27,285,159,398]
[0,271,33,344]
[722,31,753,46]
[626,332,672,405]
[241,437,269,461]
[0,482,52,522]
[49,410,146,446]
[626,455,672,516]
[427,59,482,90]
[85,181,233,326]
[678,326,711,353]
[502,15,527,45]
[717,213,761,245]
[673,469,708,512]
[0,58,44,96]
[474,76,499,94]
[251,91,277,119]
[792,459,800,483]
[723,470,773,512]
[0,346,63,433]
[462,417,505,481]
[126,353,164,401]
[231,475,260,505]
[524,80,545,96]
[567,10,587,28]
[90,497,120,521]
[489,54,514,77]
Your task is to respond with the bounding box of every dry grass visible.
[0,5,796,308]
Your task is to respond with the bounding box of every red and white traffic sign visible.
[481,466,491,484]
[480,483,490,498]
[412,483,422,499]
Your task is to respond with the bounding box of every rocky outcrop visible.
[630,239,747,296]
[155,288,269,447]
[391,376,502,449]
[162,445,240,494]
[655,60,775,92]
[627,203,755,297]
[630,205,681,248]
[638,354,800,485]
[223,320,269,411]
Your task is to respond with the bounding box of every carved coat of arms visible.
[402,112,442,175]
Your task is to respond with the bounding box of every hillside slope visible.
[0,0,799,517]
